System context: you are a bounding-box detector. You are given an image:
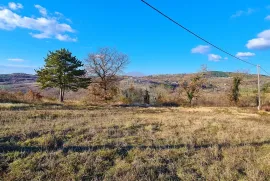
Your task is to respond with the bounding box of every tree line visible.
[35,47,261,107]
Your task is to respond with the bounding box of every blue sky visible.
[0,0,270,75]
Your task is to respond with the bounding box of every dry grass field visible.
[0,104,270,180]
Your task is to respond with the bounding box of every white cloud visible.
[246,38,270,49]
[208,54,222,62]
[1,64,36,68]
[231,8,255,18]
[0,5,77,42]
[258,30,270,39]
[55,12,63,16]
[8,58,24,62]
[265,15,270,20]
[224,57,228,60]
[191,45,210,54]
[56,34,77,42]
[246,29,270,50]
[55,11,72,23]
[8,2,23,10]
[236,52,255,58]
[34,5,47,17]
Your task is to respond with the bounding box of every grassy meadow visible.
[0,104,270,180]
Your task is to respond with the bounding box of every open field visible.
[0,104,270,180]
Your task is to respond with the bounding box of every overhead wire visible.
[141,0,270,73]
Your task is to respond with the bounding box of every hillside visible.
[0,73,37,85]
[1,71,269,104]
[0,71,265,86]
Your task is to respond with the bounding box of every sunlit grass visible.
[0,106,270,180]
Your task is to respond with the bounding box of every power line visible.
[141,0,257,67]
[260,67,270,76]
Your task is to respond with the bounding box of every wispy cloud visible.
[191,45,223,62]
[34,4,47,17]
[246,29,270,50]
[55,11,72,23]
[265,15,270,20]
[231,8,256,18]
[8,58,24,62]
[208,54,222,62]
[236,52,255,59]
[8,2,23,10]
[0,64,37,68]
[0,2,77,42]
[56,34,77,42]
[191,45,210,54]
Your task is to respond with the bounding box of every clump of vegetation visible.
[181,74,205,106]
[262,82,270,93]
[0,90,42,103]
[228,75,242,105]
[121,85,145,104]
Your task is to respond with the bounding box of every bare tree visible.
[85,47,129,100]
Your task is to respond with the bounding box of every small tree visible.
[180,66,207,106]
[228,75,242,105]
[181,74,205,106]
[144,90,150,104]
[36,49,91,102]
[85,47,129,100]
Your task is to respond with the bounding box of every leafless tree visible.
[85,47,129,100]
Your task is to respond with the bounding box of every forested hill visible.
[0,73,37,85]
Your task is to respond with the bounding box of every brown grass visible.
[0,104,270,180]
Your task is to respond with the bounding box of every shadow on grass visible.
[114,102,180,108]
[0,103,105,111]
[1,140,270,153]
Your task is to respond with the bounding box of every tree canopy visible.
[36,48,91,102]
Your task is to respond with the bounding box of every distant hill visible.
[0,71,263,86]
[0,73,37,85]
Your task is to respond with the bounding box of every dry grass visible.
[0,105,270,180]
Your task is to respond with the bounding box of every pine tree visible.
[36,49,91,102]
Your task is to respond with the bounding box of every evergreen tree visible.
[36,49,91,102]
[228,75,242,105]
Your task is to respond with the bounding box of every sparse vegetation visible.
[1,68,270,180]
[0,105,270,180]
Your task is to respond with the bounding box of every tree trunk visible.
[59,88,64,102]
[189,99,192,106]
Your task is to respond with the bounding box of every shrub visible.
[0,90,43,103]
[0,90,19,103]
